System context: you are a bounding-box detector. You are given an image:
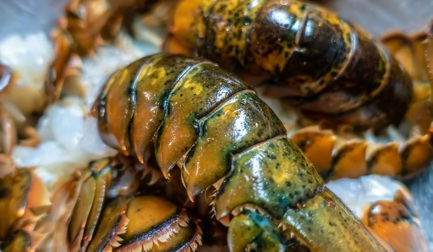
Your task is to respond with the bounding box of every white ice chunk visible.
[326,175,408,218]
[12,97,117,184]
[0,32,53,89]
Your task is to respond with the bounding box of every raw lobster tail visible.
[93,53,386,251]
[168,0,413,131]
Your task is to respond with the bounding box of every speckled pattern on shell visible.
[170,0,414,131]
[94,53,387,251]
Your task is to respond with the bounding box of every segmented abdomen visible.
[93,53,386,251]
[169,0,413,131]
[290,126,433,180]
[95,53,288,197]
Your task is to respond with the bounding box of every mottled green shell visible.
[94,53,386,251]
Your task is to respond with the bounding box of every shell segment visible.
[117,196,202,252]
[290,126,433,179]
[68,159,112,251]
[93,53,387,251]
[363,200,427,252]
[182,91,287,198]
[155,62,248,177]
[214,136,320,219]
[86,196,128,251]
[282,188,385,251]
[170,0,414,131]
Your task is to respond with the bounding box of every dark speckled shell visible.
[171,0,413,131]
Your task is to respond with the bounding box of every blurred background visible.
[323,0,433,37]
[0,0,432,38]
[0,0,69,39]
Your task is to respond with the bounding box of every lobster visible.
[327,175,428,252]
[48,0,176,102]
[0,99,51,251]
[47,0,433,181]
[0,1,429,250]
[166,0,413,132]
[92,53,388,251]
[0,155,203,251]
[288,125,433,180]
[65,158,202,252]
[0,167,51,251]
[63,0,161,56]
[163,0,433,180]
[362,195,427,252]
[285,19,433,180]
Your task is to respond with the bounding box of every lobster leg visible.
[68,159,112,251]
[64,157,203,251]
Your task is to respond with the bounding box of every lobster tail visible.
[169,0,413,131]
[93,53,387,251]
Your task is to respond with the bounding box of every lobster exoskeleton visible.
[92,53,387,251]
[167,0,413,132]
